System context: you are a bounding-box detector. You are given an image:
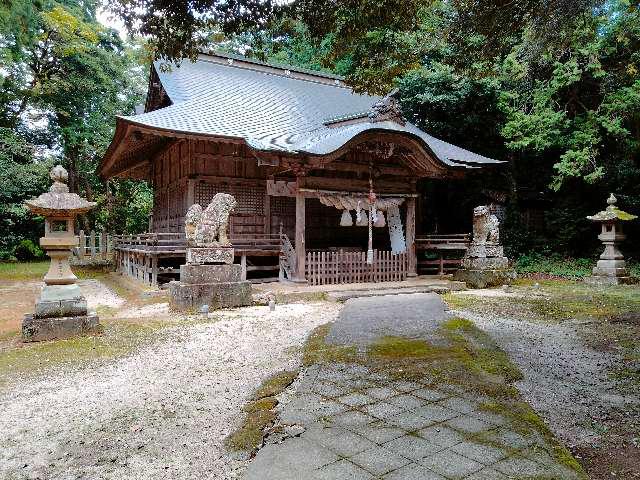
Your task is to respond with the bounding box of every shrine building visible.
[100,52,502,286]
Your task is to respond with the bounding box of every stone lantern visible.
[585,194,637,285]
[22,165,100,341]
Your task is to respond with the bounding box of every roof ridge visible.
[198,50,349,87]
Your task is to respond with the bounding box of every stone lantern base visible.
[584,261,636,285]
[169,247,252,311]
[23,284,100,342]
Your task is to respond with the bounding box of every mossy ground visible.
[446,279,640,478]
[0,315,211,390]
[301,317,586,478]
[225,370,299,453]
[444,279,640,323]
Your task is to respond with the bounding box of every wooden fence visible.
[305,250,407,286]
[73,230,114,260]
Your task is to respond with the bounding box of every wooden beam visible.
[406,197,417,277]
[294,178,307,283]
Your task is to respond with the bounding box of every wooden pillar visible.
[240,254,247,281]
[406,197,417,277]
[151,256,158,287]
[294,185,307,282]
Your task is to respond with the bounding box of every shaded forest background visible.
[1,0,639,266]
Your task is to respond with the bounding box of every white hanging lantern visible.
[340,210,353,226]
[373,210,386,227]
[356,210,368,226]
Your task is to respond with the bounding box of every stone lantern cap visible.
[587,194,637,223]
[24,165,96,217]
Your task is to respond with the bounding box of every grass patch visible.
[226,370,300,453]
[515,253,594,279]
[0,260,112,282]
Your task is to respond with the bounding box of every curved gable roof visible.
[102,52,501,177]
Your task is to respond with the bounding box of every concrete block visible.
[180,264,242,284]
[22,313,100,342]
[454,268,517,289]
[169,280,252,311]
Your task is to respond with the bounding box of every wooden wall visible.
[150,139,272,234]
[150,138,419,247]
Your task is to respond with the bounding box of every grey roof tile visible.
[120,53,501,168]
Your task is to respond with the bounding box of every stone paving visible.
[243,294,582,480]
[245,362,579,479]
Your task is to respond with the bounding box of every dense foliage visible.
[219,0,640,259]
[0,0,151,260]
[2,0,639,263]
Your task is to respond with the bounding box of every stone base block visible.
[34,284,87,318]
[466,243,504,258]
[584,275,637,286]
[461,256,509,270]
[592,266,629,277]
[186,247,234,265]
[180,264,242,284]
[169,281,252,311]
[22,313,100,342]
[454,268,517,289]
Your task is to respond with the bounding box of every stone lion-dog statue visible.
[472,205,500,244]
[185,193,237,247]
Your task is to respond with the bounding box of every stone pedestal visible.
[169,248,252,311]
[23,313,100,342]
[454,243,515,289]
[23,284,101,342]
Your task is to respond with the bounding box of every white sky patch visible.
[97,8,128,40]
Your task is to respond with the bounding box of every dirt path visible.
[0,302,340,480]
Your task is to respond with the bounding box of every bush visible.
[13,239,44,262]
[515,252,594,279]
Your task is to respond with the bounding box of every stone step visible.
[326,285,452,302]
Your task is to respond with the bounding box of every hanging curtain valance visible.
[318,194,405,211]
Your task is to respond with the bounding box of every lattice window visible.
[195,182,265,215]
[271,196,295,216]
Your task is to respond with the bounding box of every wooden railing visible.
[305,250,407,286]
[112,232,286,286]
[73,230,114,261]
[415,233,471,275]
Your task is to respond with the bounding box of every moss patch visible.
[225,370,301,454]
[477,401,585,474]
[253,371,298,400]
[302,323,358,367]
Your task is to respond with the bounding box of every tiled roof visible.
[118,53,501,168]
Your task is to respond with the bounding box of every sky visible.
[96,8,127,39]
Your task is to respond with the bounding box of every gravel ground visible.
[455,308,632,448]
[0,302,340,480]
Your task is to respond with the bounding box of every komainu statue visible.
[472,205,500,244]
[185,193,237,247]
